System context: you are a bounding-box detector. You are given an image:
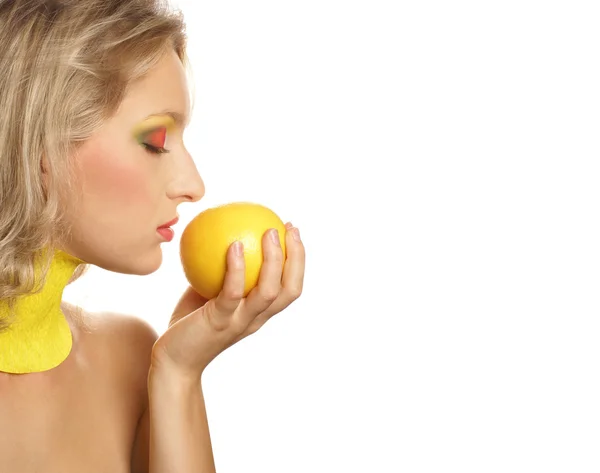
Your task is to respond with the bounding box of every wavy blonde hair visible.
[0,0,193,331]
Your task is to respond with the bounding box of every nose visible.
[167,148,205,203]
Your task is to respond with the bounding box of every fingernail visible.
[270,229,280,246]
[234,241,244,256]
[285,222,293,230]
[292,227,301,242]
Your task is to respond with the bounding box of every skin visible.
[0,48,305,473]
[59,48,205,274]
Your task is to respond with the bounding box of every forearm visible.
[148,367,216,473]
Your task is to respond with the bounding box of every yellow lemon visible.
[180,202,286,300]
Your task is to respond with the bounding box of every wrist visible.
[148,363,203,393]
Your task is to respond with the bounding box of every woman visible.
[0,1,305,472]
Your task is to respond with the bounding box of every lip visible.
[158,216,179,229]
[157,227,175,242]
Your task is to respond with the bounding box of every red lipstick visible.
[158,216,179,228]
[157,216,179,242]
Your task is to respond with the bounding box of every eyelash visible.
[142,143,170,154]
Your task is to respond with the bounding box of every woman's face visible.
[59,49,205,274]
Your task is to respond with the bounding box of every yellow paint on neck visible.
[0,249,85,374]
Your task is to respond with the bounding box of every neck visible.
[0,248,85,374]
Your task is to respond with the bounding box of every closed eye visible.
[142,143,170,154]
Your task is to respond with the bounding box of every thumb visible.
[169,285,209,327]
[200,241,246,331]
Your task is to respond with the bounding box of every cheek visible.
[80,150,154,209]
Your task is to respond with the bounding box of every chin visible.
[130,244,164,275]
[93,242,164,276]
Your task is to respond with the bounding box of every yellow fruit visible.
[179,202,286,300]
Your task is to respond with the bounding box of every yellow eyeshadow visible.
[131,115,176,140]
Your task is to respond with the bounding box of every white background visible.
[63,1,600,471]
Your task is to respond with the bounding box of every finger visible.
[207,240,246,331]
[236,228,283,326]
[234,225,305,338]
[280,226,305,301]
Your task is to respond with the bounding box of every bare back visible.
[0,303,156,473]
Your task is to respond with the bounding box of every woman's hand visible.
[150,222,305,381]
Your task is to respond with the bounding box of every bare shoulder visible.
[63,301,158,349]
[87,309,159,349]
[93,310,159,390]
[62,301,159,387]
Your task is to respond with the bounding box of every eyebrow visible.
[145,110,190,129]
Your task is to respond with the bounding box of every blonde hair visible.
[0,0,193,331]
